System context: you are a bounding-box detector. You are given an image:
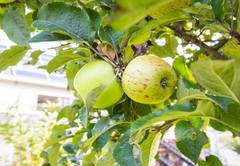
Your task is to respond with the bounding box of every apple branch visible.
[167,22,228,60]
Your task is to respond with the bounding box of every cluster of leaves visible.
[0,101,60,166]
[1,0,240,165]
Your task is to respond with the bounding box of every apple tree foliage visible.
[0,0,240,165]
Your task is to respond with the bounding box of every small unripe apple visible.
[74,60,124,108]
[122,55,177,104]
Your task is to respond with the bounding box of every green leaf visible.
[26,50,43,65]
[66,60,81,90]
[93,131,109,152]
[72,131,85,147]
[210,0,224,21]
[140,131,162,166]
[134,10,191,37]
[209,119,226,132]
[84,8,102,31]
[198,155,223,166]
[78,105,88,128]
[29,31,71,43]
[48,143,61,166]
[0,13,3,28]
[222,38,240,59]
[91,117,113,136]
[208,95,232,111]
[213,102,240,136]
[131,99,240,134]
[26,0,40,10]
[113,130,142,166]
[82,149,97,166]
[42,164,51,166]
[57,105,78,123]
[2,8,30,46]
[175,118,209,163]
[176,77,207,103]
[237,0,240,33]
[110,0,175,30]
[0,46,29,72]
[99,26,125,49]
[83,120,126,151]
[175,118,203,141]
[62,142,77,154]
[96,145,118,166]
[45,124,71,148]
[128,30,151,45]
[10,2,26,15]
[196,8,215,21]
[131,102,196,132]
[132,101,152,117]
[150,34,178,58]
[85,84,107,111]
[33,2,96,44]
[191,59,240,103]
[173,56,195,83]
[46,52,86,74]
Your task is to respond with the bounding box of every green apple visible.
[74,60,124,108]
[122,55,177,104]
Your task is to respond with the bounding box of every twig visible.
[167,22,228,60]
[156,120,175,132]
[213,38,229,50]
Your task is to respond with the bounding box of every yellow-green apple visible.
[122,55,177,104]
[74,60,124,108]
[0,0,15,3]
[150,0,192,18]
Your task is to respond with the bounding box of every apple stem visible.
[87,44,118,68]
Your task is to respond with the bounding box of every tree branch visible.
[213,38,229,50]
[167,22,228,60]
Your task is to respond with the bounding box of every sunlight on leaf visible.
[131,99,240,135]
[49,143,61,166]
[44,124,71,148]
[222,38,240,60]
[27,50,43,65]
[140,131,162,166]
[191,59,240,103]
[177,78,207,103]
[134,10,191,38]
[110,0,173,30]
[173,56,196,83]
[46,52,87,74]
[0,46,29,72]
[96,145,118,166]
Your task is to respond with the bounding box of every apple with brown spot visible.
[122,55,177,104]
